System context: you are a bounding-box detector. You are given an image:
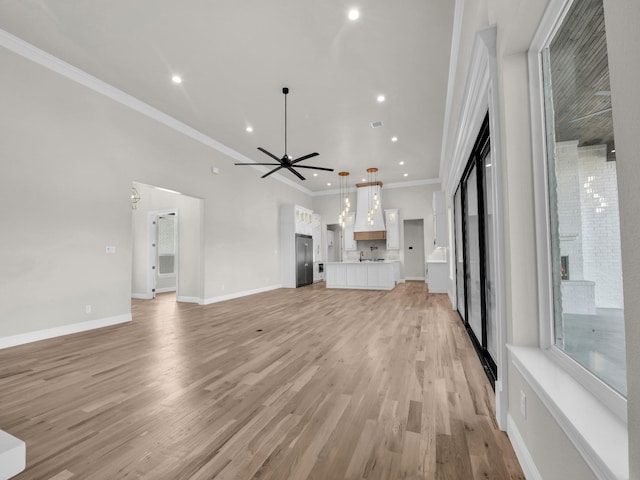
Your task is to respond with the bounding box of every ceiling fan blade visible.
[257,147,283,163]
[293,165,335,172]
[235,162,281,166]
[291,152,319,165]
[261,166,284,178]
[288,167,306,181]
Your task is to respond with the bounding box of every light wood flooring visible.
[0,282,524,479]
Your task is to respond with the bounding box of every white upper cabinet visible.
[385,209,400,250]
[433,191,448,247]
[295,205,313,236]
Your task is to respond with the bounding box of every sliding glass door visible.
[454,114,497,382]
[454,187,465,322]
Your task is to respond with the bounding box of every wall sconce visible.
[131,187,141,209]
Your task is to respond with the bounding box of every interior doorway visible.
[403,219,425,280]
[149,210,178,299]
[131,182,203,303]
[326,224,343,262]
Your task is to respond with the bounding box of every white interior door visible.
[403,219,425,280]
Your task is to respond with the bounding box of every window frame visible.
[528,0,627,422]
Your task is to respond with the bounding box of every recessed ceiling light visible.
[171,75,182,84]
[377,95,385,103]
[327,182,332,186]
[391,136,398,142]
[399,161,405,165]
[313,173,318,177]
[348,8,360,21]
[403,173,409,177]
[246,126,253,133]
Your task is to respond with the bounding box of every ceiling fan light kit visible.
[234,87,334,181]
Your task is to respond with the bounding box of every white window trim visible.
[509,346,628,480]
[526,0,628,477]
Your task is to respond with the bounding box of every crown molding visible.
[311,177,440,197]
[439,0,465,180]
[0,28,313,196]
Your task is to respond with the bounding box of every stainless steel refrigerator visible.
[295,234,313,287]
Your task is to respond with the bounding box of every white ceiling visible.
[0,0,455,193]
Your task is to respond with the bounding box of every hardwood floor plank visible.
[0,283,523,479]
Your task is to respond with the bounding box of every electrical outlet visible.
[85,304,92,314]
[106,246,116,254]
[520,390,527,419]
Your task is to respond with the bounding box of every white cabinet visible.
[433,191,448,247]
[343,213,356,251]
[385,209,399,250]
[427,261,448,293]
[325,261,401,290]
[312,213,322,261]
[295,205,313,235]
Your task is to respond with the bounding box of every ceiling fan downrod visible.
[283,87,289,159]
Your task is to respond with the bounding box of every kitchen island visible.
[325,261,401,290]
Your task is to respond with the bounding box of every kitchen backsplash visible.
[344,240,401,262]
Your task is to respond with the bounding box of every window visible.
[540,0,626,396]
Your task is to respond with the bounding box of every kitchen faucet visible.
[360,250,364,262]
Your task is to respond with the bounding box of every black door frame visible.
[454,113,497,385]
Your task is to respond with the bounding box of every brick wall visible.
[554,141,623,309]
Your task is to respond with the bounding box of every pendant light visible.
[366,168,379,226]
[338,171,351,228]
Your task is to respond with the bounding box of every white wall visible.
[441,0,640,478]
[603,0,640,476]
[0,43,310,341]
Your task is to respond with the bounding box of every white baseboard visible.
[156,287,177,294]
[405,276,426,281]
[202,284,282,305]
[131,292,152,300]
[507,414,543,480]
[0,429,25,479]
[176,296,200,304]
[0,314,132,350]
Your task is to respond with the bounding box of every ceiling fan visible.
[234,87,334,180]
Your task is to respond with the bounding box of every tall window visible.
[542,0,625,395]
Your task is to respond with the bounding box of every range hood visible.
[354,181,386,240]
